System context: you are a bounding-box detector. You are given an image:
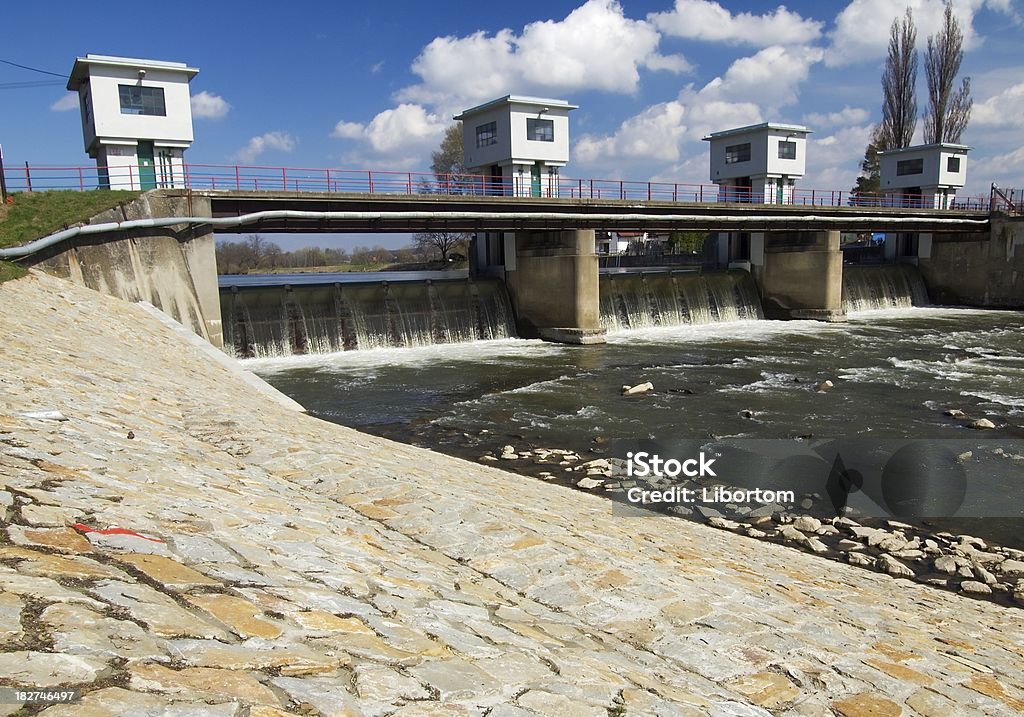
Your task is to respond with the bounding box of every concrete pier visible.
[757,230,845,321]
[503,229,606,344]
[0,271,1022,714]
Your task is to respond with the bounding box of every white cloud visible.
[572,42,826,172]
[803,106,871,128]
[231,132,296,164]
[331,121,365,140]
[397,0,688,109]
[572,86,762,173]
[825,0,1011,67]
[698,45,824,111]
[650,0,823,47]
[805,123,875,186]
[50,93,78,112]
[968,143,1024,191]
[331,104,448,153]
[191,91,230,120]
[575,101,688,164]
[973,82,1024,127]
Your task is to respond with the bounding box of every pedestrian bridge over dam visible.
[199,189,991,235]
[3,173,1019,350]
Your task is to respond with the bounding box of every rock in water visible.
[621,382,654,396]
[970,418,996,430]
[815,380,834,393]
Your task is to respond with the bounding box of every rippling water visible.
[249,307,1024,543]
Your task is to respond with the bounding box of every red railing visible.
[990,184,1022,216]
[0,161,994,212]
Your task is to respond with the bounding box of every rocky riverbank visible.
[479,443,1024,608]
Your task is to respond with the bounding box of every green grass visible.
[0,190,141,250]
[0,261,27,283]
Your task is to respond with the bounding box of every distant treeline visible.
[216,234,428,274]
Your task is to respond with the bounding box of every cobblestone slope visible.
[0,271,1022,716]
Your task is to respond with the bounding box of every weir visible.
[599,270,763,331]
[222,278,515,358]
[842,264,931,312]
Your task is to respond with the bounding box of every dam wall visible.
[222,277,516,358]
[917,217,1024,308]
[22,190,222,347]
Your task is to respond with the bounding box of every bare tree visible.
[923,2,972,143]
[879,8,917,149]
[413,231,467,262]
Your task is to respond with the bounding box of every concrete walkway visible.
[0,271,1022,717]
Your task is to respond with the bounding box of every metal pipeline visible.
[0,209,991,260]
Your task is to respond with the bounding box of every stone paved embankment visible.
[1,271,1023,716]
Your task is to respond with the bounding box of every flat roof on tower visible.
[877,142,972,156]
[67,54,199,90]
[454,95,578,120]
[702,122,811,141]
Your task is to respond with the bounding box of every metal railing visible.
[0,160,995,212]
[991,185,1022,216]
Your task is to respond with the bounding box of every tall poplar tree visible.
[879,8,918,149]
[923,2,972,143]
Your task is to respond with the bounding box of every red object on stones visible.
[71,523,164,543]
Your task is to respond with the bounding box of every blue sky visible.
[2,0,1023,250]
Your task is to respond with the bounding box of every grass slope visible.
[0,190,140,250]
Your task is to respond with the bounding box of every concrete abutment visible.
[917,216,1024,308]
[23,190,223,347]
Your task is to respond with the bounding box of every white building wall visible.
[461,107,514,174]
[937,148,968,186]
[508,105,571,165]
[86,67,194,149]
[765,134,807,176]
[99,144,143,190]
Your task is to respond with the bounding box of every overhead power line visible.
[0,58,67,78]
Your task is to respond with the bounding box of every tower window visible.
[527,118,554,142]
[897,158,924,176]
[118,85,166,116]
[725,142,751,164]
[476,121,497,147]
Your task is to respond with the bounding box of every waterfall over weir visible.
[599,270,763,331]
[222,278,516,358]
[842,265,930,312]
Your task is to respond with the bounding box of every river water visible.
[248,306,1024,545]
